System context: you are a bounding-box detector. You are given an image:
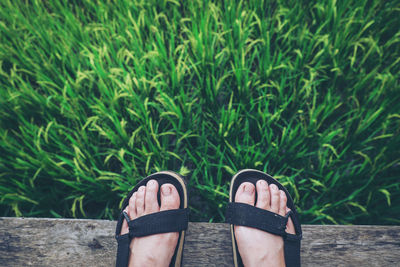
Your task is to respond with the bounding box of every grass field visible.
[0,0,399,224]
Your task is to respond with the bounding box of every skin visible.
[119,179,296,267]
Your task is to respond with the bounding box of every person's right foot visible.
[234,180,296,267]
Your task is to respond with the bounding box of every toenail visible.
[244,184,254,193]
[162,185,171,195]
[271,184,278,190]
[139,186,145,192]
[148,180,156,187]
[258,180,267,187]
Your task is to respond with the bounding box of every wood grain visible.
[0,217,399,266]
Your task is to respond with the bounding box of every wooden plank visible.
[0,217,399,266]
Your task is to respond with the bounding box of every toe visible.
[160,184,180,211]
[235,182,255,205]
[278,190,287,216]
[136,186,146,216]
[285,207,296,235]
[144,180,160,214]
[269,184,280,213]
[255,180,270,209]
[129,192,137,219]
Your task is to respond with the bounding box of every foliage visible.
[0,0,399,224]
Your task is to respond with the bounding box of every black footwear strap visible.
[115,234,130,267]
[226,202,291,237]
[127,208,189,237]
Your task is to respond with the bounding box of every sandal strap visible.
[226,202,290,237]
[128,208,189,238]
[115,233,130,267]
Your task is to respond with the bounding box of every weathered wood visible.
[0,217,399,266]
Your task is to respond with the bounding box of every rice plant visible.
[0,0,399,224]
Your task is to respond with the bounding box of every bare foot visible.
[120,180,180,267]
[234,180,296,267]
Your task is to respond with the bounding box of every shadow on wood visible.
[0,217,399,266]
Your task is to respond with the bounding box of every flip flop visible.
[115,171,189,267]
[225,169,302,267]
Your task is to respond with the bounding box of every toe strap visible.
[128,208,189,238]
[226,202,291,237]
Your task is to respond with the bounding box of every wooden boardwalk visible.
[0,217,399,266]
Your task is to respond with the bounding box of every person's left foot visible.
[120,180,180,267]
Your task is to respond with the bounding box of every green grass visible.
[0,0,399,224]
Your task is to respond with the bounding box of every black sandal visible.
[225,169,302,267]
[115,171,189,267]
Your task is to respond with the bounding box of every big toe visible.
[160,183,180,211]
[235,182,255,205]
